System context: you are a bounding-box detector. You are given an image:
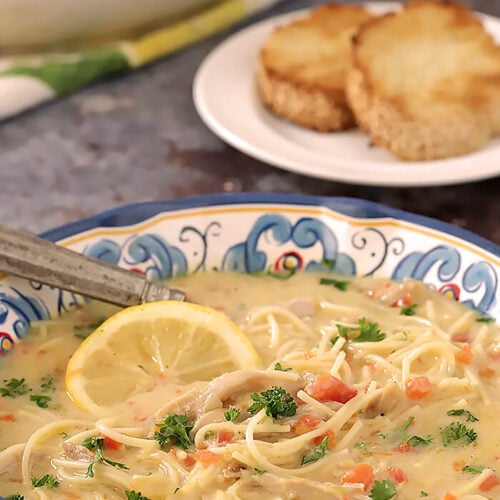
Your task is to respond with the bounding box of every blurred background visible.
[0,0,498,241]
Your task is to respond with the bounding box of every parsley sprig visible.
[334,318,386,343]
[154,414,193,450]
[400,304,417,316]
[73,316,107,339]
[369,479,397,500]
[31,474,59,488]
[441,422,477,447]
[82,436,129,478]
[319,277,350,291]
[274,362,291,372]
[0,378,30,398]
[462,465,487,474]
[248,386,297,419]
[224,407,240,422]
[301,436,330,465]
[446,409,478,422]
[125,491,152,500]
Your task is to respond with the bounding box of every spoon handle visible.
[0,224,185,307]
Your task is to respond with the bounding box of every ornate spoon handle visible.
[0,224,185,307]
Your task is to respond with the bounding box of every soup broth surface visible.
[0,272,499,499]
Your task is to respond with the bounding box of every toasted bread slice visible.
[257,4,374,132]
[346,0,500,161]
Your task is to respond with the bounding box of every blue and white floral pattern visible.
[0,196,498,357]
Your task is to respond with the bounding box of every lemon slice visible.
[65,301,261,415]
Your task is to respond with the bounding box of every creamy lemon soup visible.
[0,272,499,499]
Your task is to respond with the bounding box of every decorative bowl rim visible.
[40,193,499,258]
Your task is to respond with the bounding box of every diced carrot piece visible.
[306,374,357,403]
[456,344,472,364]
[0,413,16,422]
[37,349,47,355]
[313,430,336,448]
[184,455,196,468]
[443,493,457,500]
[341,463,374,491]
[452,460,466,471]
[387,466,407,483]
[396,292,413,307]
[293,414,321,435]
[193,449,222,465]
[480,473,500,492]
[404,376,432,399]
[217,429,234,445]
[103,435,122,450]
[479,367,496,378]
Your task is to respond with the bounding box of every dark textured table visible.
[0,0,499,244]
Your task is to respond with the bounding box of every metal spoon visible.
[0,224,185,307]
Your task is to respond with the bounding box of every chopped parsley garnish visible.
[462,465,487,474]
[301,435,330,465]
[476,316,495,323]
[380,416,414,441]
[420,492,429,497]
[82,435,129,478]
[40,375,56,392]
[274,362,291,372]
[447,409,478,422]
[400,304,417,316]
[30,394,52,408]
[336,318,386,343]
[224,407,240,422]
[5,495,24,500]
[248,386,297,419]
[0,378,30,398]
[441,422,477,447]
[125,491,152,500]
[154,414,193,450]
[406,435,433,447]
[31,474,59,488]
[369,479,397,500]
[354,440,370,453]
[319,277,350,291]
[254,468,267,475]
[73,316,107,339]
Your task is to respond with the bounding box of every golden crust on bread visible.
[258,4,374,132]
[346,0,500,161]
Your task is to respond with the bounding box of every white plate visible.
[193,2,500,187]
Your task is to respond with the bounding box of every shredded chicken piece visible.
[62,441,94,462]
[252,473,346,499]
[364,382,406,418]
[280,297,316,318]
[158,369,304,420]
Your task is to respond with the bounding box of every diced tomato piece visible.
[217,429,234,445]
[341,463,374,491]
[393,442,415,454]
[103,435,122,450]
[488,352,500,362]
[396,292,413,307]
[184,455,196,468]
[293,414,321,435]
[0,413,16,422]
[387,466,407,483]
[451,332,469,343]
[480,473,500,492]
[306,374,357,403]
[443,493,457,500]
[313,430,336,448]
[193,449,222,465]
[479,367,496,378]
[456,344,472,364]
[404,376,432,400]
